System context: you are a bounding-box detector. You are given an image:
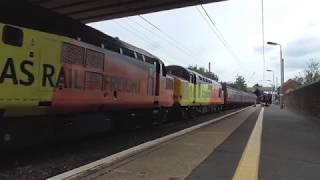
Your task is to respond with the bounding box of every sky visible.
[88,0,320,87]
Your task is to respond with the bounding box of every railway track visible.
[0,108,243,180]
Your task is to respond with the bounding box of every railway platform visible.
[50,105,320,180]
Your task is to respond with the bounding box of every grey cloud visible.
[262,36,320,71]
[284,58,308,70]
[254,45,274,54]
[285,36,320,58]
[149,42,161,50]
[269,55,319,71]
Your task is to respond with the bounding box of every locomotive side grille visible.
[147,77,154,96]
[86,49,104,70]
[85,72,103,90]
[61,43,85,65]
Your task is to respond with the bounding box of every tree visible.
[253,83,262,88]
[252,84,261,97]
[304,60,320,85]
[292,74,304,87]
[252,83,263,97]
[226,75,248,91]
[291,59,320,88]
[188,65,219,81]
[234,75,247,91]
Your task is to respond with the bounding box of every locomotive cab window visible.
[2,25,23,47]
[145,56,155,65]
[192,74,196,84]
[189,75,193,82]
[162,63,167,76]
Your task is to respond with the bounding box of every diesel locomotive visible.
[0,2,256,148]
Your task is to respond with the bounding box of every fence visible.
[284,81,320,118]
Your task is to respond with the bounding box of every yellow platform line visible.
[232,107,264,180]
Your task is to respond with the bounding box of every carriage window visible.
[219,88,222,98]
[2,25,23,47]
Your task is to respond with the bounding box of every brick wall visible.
[284,81,320,118]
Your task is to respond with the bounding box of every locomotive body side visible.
[0,22,173,117]
[192,71,224,107]
[0,22,175,148]
[166,65,195,107]
[53,43,157,112]
[167,66,224,114]
[0,23,67,117]
[209,81,224,105]
[173,77,194,106]
[158,64,174,108]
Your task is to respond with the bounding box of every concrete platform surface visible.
[77,107,258,180]
[188,105,320,180]
[259,105,320,180]
[54,105,320,180]
[187,106,260,180]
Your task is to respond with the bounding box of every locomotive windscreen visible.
[166,65,191,81]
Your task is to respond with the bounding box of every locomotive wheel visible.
[160,109,169,123]
[112,112,140,131]
[167,106,183,122]
[140,111,154,128]
[188,108,196,119]
[0,126,5,149]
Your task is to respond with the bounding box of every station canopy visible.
[26,0,225,23]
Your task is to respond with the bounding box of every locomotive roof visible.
[187,69,220,85]
[167,65,220,85]
[0,1,162,64]
[166,65,191,81]
[222,83,256,97]
[119,40,161,62]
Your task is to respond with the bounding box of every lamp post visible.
[267,41,284,109]
[266,69,275,104]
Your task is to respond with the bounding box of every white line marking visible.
[48,106,253,180]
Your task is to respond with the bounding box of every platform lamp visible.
[267,41,284,109]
